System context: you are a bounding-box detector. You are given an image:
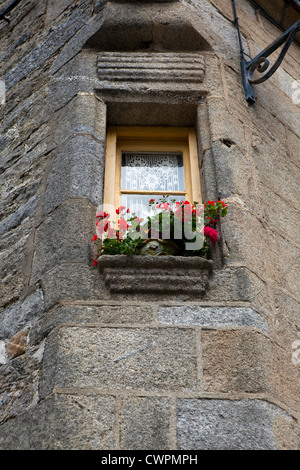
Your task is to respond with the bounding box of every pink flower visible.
[182,203,192,216]
[174,207,183,218]
[107,228,116,238]
[118,218,129,231]
[161,203,171,211]
[133,216,144,224]
[96,220,110,235]
[204,226,218,243]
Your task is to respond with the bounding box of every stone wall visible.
[0,0,299,450]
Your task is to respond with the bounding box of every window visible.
[103,127,201,218]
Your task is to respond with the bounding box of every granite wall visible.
[0,0,299,449]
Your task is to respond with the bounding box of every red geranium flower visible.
[96,211,109,219]
[116,206,126,214]
[204,226,218,243]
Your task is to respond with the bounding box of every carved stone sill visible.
[98,255,213,295]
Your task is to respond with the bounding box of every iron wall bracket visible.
[232,0,300,104]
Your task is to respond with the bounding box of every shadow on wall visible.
[85,1,212,52]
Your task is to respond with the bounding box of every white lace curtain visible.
[120,152,185,218]
[121,152,184,192]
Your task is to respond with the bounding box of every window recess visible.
[103,126,201,219]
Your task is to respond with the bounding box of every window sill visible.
[98,255,213,295]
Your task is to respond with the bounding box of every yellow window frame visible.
[103,126,201,211]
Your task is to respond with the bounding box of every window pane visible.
[121,194,185,220]
[121,152,185,192]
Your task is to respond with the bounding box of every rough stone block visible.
[49,51,100,113]
[43,134,104,214]
[157,306,268,333]
[271,341,300,413]
[252,133,299,205]
[185,0,245,61]
[41,264,106,310]
[45,0,77,26]
[31,199,96,283]
[119,396,170,450]
[177,399,299,450]
[202,329,272,394]
[53,92,106,146]
[277,67,297,101]
[211,141,256,211]
[200,148,218,201]
[274,289,300,347]
[39,326,198,396]
[0,218,33,311]
[272,412,300,450]
[30,304,155,344]
[221,204,275,280]
[209,0,235,20]
[207,96,246,150]
[250,100,287,150]
[259,183,300,246]
[0,194,39,237]
[287,129,300,167]
[0,341,7,365]
[107,101,197,127]
[202,266,273,318]
[273,233,300,296]
[0,394,115,450]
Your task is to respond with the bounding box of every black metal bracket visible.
[232,0,300,104]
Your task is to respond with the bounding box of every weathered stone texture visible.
[31,199,97,283]
[158,305,269,332]
[0,393,115,450]
[29,304,155,345]
[0,340,44,424]
[0,290,44,340]
[202,329,272,394]
[39,326,198,395]
[3,0,92,91]
[53,92,107,146]
[119,396,170,450]
[41,263,106,310]
[7,330,28,359]
[0,0,299,451]
[43,134,104,214]
[177,399,299,450]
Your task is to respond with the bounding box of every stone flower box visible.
[98,255,213,295]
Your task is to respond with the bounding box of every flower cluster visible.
[91,198,228,266]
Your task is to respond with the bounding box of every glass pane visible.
[121,152,185,192]
[121,194,185,221]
